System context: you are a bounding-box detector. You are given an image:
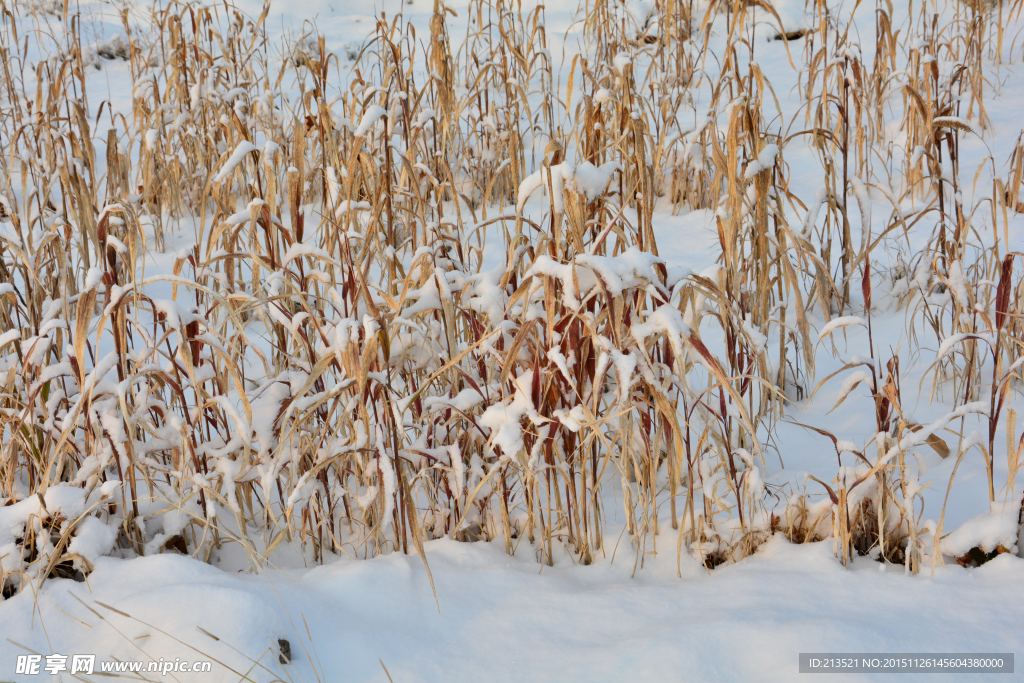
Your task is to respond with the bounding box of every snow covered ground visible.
[2,536,1023,681]
[2,0,1024,679]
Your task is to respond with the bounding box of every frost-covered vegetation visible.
[1,0,1023,614]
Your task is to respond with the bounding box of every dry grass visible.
[1,0,1023,603]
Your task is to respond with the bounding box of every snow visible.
[422,386,488,413]
[743,144,779,179]
[517,162,576,213]
[613,52,632,74]
[0,329,20,350]
[67,516,118,568]
[2,539,1024,681]
[478,371,538,460]
[631,304,691,359]
[575,246,664,297]
[817,316,867,341]
[940,500,1021,557]
[213,141,259,183]
[937,332,995,360]
[353,104,387,137]
[573,161,621,201]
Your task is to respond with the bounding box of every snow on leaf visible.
[817,316,867,341]
[213,141,259,183]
